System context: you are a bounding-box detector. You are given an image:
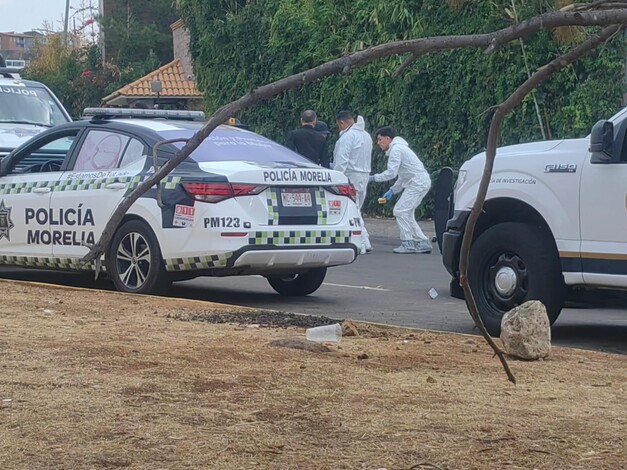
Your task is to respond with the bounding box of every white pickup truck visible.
[438,107,627,335]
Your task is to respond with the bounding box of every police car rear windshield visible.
[158,128,311,164]
[0,84,70,127]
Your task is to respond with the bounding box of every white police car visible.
[0,108,362,295]
[0,66,72,158]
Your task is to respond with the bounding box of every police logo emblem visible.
[0,200,15,241]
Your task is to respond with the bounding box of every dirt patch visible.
[169,308,341,329]
[0,279,625,469]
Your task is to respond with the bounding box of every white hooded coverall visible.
[373,137,431,242]
[333,116,372,249]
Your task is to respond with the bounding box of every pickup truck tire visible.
[267,267,327,296]
[468,222,564,336]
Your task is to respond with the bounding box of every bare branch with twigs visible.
[78,7,627,382]
[81,8,627,268]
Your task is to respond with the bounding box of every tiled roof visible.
[102,59,202,102]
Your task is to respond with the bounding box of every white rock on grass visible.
[500,300,551,360]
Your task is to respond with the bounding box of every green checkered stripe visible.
[161,176,181,189]
[165,252,233,272]
[249,230,351,246]
[54,176,141,192]
[266,188,280,226]
[315,188,327,224]
[0,255,103,271]
[0,181,49,195]
[0,175,181,195]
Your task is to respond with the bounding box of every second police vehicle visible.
[0,62,72,159]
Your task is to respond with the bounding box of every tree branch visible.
[392,53,418,78]
[81,8,627,266]
[457,24,623,385]
[74,6,627,384]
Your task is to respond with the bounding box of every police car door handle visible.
[32,187,51,194]
[105,182,128,190]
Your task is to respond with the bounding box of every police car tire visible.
[266,267,327,296]
[107,220,170,294]
[468,222,564,336]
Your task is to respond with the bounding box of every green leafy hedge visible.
[179,0,625,217]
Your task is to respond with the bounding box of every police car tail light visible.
[328,184,357,201]
[231,184,266,197]
[183,182,232,203]
[183,182,265,203]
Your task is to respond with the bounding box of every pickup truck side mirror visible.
[589,120,614,163]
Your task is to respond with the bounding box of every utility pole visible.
[99,0,105,62]
[64,0,71,45]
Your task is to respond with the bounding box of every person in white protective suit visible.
[333,111,372,254]
[368,126,432,254]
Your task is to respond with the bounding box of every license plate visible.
[281,190,312,207]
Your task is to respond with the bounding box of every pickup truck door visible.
[579,151,627,287]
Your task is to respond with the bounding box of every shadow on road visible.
[1,268,625,354]
[170,283,340,310]
[552,324,627,355]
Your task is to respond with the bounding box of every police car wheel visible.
[107,220,170,294]
[468,222,564,336]
[266,267,327,296]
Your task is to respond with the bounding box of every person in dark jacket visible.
[285,110,330,168]
[314,120,331,139]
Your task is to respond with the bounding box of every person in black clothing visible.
[314,120,331,139]
[285,110,330,168]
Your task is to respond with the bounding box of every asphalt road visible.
[1,218,625,354]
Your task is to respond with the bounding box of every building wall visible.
[0,32,38,60]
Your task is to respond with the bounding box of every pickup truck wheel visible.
[468,222,564,336]
[267,268,327,296]
[107,220,171,294]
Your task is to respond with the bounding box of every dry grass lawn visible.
[0,279,625,469]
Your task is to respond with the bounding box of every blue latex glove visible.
[368,175,375,183]
[383,189,394,201]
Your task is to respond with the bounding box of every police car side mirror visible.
[589,120,614,163]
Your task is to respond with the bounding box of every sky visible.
[0,0,94,34]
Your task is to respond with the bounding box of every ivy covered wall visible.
[178,0,625,216]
